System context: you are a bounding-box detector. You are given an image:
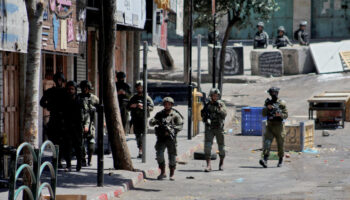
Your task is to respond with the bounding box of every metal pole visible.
[188,0,193,140]
[142,41,148,163]
[197,34,202,91]
[97,0,105,187]
[212,12,216,88]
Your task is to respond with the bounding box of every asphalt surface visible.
[120,74,350,200]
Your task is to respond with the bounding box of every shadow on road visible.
[178,169,204,173]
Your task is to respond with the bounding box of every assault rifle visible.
[155,118,176,141]
[264,98,282,120]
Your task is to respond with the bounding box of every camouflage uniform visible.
[78,91,99,166]
[260,87,288,168]
[201,100,227,159]
[273,35,292,49]
[262,99,288,158]
[127,94,154,149]
[150,97,183,180]
[295,21,309,46]
[254,22,269,49]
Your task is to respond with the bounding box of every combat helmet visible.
[257,21,265,28]
[278,26,285,33]
[53,72,66,83]
[163,97,174,105]
[79,80,93,90]
[300,20,307,26]
[267,87,280,95]
[209,88,221,97]
[135,80,143,88]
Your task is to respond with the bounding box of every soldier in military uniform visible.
[62,81,82,172]
[116,71,131,129]
[149,97,183,180]
[294,21,309,46]
[127,81,154,158]
[273,26,293,49]
[40,72,66,167]
[260,87,288,168]
[254,22,269,49]
[78,80,99,167]
[201,88,227,172]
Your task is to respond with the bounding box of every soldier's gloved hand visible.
[267,105,273,110]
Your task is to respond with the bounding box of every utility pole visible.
[212,0,216,88]
[97,0,105,187]
[142,41,148,163]
[187,0,193,140]
[197,34,202,91]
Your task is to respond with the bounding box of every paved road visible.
[121,74,350,200]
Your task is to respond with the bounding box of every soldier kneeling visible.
[149,97,183,181]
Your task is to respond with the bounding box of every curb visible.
[92,140,204,200]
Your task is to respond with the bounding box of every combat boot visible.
[259,155,268,168]
[219,157,224,171]
[277,157,283,167]
[157,163,167,180]
[137,148,143,159]
[87,155,92,167]
[169,167,175,181]
[205,159,212,172]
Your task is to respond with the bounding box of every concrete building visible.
[167,0,350,41]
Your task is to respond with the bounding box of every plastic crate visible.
[241,107,266,136]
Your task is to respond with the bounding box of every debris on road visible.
[303,148,319,154]
[322,130,330,137]
[186,176,195,179]
[235,178,244,183]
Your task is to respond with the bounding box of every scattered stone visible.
[322,130,330,137]
[177,161,188,165]
[186,176,195,179]
[285,154,290,158]
[317,145,322,147]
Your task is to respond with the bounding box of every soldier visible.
[149,97,183,180]
[273,26,293,49]
[63,81,82,172]
[260,87,288,168]
[201,88,227,172]
[40,72,66,167]
[254,22,269,49]
[127,81,154,158]
[294,21,309,46]
[78,80,99,167]
[116,71,131,129]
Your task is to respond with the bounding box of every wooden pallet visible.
[340,51,350,71]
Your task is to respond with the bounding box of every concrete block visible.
[280,46,315,75]
[208,44,244,76]
[250,49,283,76]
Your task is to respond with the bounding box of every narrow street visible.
[121,74,350,200]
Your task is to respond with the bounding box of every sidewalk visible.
[0,106,205,200]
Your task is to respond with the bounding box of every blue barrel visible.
[241,107,266,136]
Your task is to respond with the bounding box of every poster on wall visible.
[176,0,183,36]
[116,0,146,29]
[0,0,29,53]
[42,0,82,54]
